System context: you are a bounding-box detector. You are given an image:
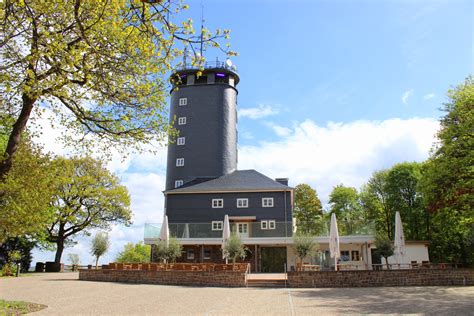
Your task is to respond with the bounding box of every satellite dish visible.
[225,59,232,67]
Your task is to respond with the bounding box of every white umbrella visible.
[182,223,189,239]
[394,211,406,266]
[329,213,340,271]
[159,214,169,247]
[222,215,231,261]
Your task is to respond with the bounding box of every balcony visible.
[144,221,375,241]
[144,222,293,240]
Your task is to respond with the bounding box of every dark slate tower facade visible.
[165,63,240,190]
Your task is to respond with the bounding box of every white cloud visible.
[239,117,439,206]
[238,104,280,119]
[401,89,414,104]
[265,122,292,137]
[423,93,435,100]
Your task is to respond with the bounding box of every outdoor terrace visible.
[144,221,376,242]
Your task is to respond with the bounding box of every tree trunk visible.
[55,238,65,264]
[0,93,36,179]
[385,257,390,270]
[95,256,99,269]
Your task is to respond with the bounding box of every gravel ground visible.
[1,272,473,315]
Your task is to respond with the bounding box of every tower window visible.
[178,117,186,125]
[237,198,248,208]
[175,180,183,188]
[176,158,184,167]
[212,199,223,208]
[262,197,274,207]
[179,98,187,106]
[177,137,185,146]
[261,221,268,230]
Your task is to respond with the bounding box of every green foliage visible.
[0,237,35,273]
[0,250,21,276]
[293,234,318,265]
[90,232,110,268]
[0,0,236,178]
[0,136,55,242]
[294,184,324,235]
[68,254,80,266]
[421,77,474,266]
[329,185,365,235]
[222,234,247,264]
[116,242,151,263]
[43,156,131,263]
[153,238,183,263]
[0,299,47,314]
[361,162,427,240]
[374,237,394,269]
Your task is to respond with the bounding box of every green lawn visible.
[0,299,47,315]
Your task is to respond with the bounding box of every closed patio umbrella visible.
[329,213,340,271]
[222,215,231,262]
[394,211,406,267]
[159,214,169,247]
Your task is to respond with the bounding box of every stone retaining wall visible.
[288,269,474,288]
[79,269,247,287]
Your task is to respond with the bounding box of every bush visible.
[223,234,247,264]
[293,234,318,266]
[153,238,182,263]
[116,242,151,263]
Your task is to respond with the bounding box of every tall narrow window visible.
[177,137,185,146]
[175,180,183,188]
[176,158,184,167]
[178,117,186,125]
[179,97,187,106]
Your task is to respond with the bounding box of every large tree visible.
[0,0,235,178]
[0,120,55,241]
[328,184,365,235]
[294,184,323,235]
[385,162,427,240]
[44,156,131,264]
[359,170,394,240]
[421,77,474,265]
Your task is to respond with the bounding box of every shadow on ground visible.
[289,286,474,314]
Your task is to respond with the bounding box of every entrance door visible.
[261,247,287,273]
[236,222,249,238]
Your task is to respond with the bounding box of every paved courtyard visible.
[1,272,473,315]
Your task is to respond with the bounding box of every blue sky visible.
[32,0,472,265]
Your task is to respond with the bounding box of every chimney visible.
[275,178,289,186]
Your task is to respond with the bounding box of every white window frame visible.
[261,220,268,230]
[177,137,185,146]
[212,199,224,208]
[174,180,183,188]
[236,198,248,208]
[179,97,187,106]
[178,117,187,125]
[268,220,276,230]
[176,158,184,167]
[262,197,274,207]
[212,221,223,231]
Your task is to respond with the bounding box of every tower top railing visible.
[175,60,238,73]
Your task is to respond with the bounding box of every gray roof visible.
[166,170,292,194]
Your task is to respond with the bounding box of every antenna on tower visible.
[199,0,204,58]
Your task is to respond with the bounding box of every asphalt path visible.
[1,272,473,315]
